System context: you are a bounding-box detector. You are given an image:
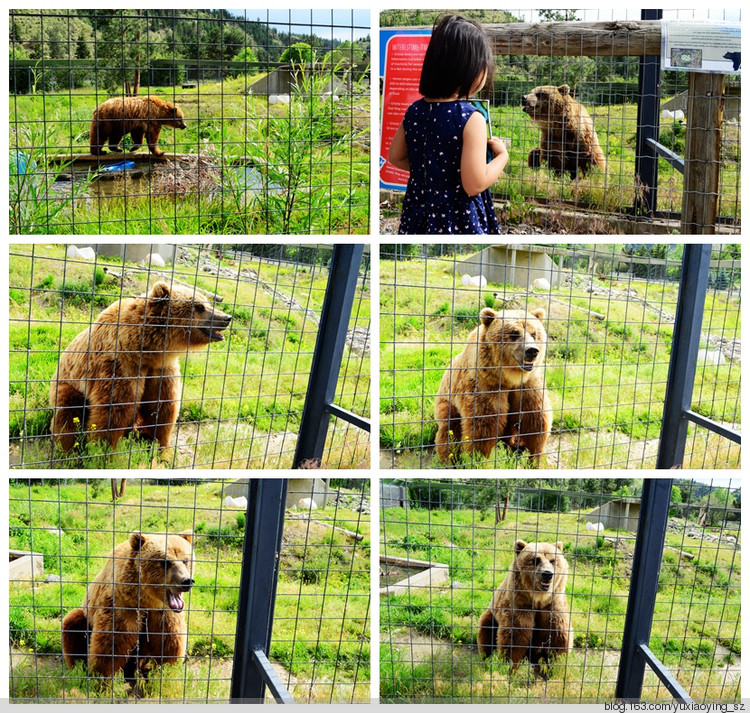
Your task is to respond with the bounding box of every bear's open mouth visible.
[167,590,186,611]
[200,326,227,342]
[522,362,536,371]
[538,581,552,591]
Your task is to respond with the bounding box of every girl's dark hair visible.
[419,14,494,99]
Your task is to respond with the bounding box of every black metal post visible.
[293,244,365,468]
[633,9,663,216]
[656,244,712,468]
[230,479,293,703]
[615,479,691,702]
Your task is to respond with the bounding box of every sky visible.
[227,9,370,42]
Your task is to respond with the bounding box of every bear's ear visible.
[531,307,546,321]
[514,539,528,555]
[179,530,194,545]
[130,532,147,551]
[556,541,565,553]
[149,281,171,300]
[480,307,497,327]
[558,84,571,95]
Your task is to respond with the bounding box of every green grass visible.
[379,253,741,469]
[382,102,741,232]
[380,505,740,702]
[9,480,370,702]
[10,75,370,235]
[9,244,370,469]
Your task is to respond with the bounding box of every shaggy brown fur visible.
[434,307,551,464]
[50,281,231,453]
[477,540,572,674]
[522,84,606,178]
[90,96,187,157]
[62,531,195,685]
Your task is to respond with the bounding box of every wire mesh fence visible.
[9,9,370,235]
[10,242,370,469]
[379,243,741,469]
[379,9,741,235]
[9,477,370,703]
[380,477,741,703]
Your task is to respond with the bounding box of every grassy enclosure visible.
[380,244,741,469]
[9,243,370,469]
[9,478,371,703]
[380,478,741,703]
[9,9,370,235]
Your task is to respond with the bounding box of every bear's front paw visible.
[527,147,542,169]
[109,146,124,153]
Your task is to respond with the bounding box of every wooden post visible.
[681,72,725,234]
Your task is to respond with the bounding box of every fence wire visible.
[10,243,370,469]
[379,8,741,235]
[380,477,740,703]
[379,243,740,470]
[9,477,370,703]
[9,9,370,235]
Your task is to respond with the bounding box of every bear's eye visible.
[183,559,189,566]
[533,556,541,566]
[506,330,521,341]
[549,558,555,565]
[194,303,206,314]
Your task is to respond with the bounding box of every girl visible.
[388,14,508,235]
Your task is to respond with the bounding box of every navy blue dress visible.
[398,99,500,235]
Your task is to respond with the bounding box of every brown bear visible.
[434,307,552,464]
[90,96,187,157]
[62,531,195,686]
[50,280,232,454]
[522,84,606,178]
[477,540,572,675]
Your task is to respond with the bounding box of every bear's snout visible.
[525,346,539,361]
[540,569,554,582]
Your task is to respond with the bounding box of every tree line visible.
[9,9,370,93]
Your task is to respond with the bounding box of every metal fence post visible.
[633,9,662,216]
[293,244,366,468]
[615,478,691,702]
[230,479,293,703]
[656,244,712,468]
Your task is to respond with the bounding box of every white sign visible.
[662,21,741,73]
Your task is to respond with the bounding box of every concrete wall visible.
[222,478,330,509]
[458,245,562,288]
[247,66,350,96]
[380,483,409,510]
[583,498,641,532]
[95,244,176,264]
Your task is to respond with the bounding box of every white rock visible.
[461,273,486,287]
[66,245,81,259]
[77,247,96,261]
[224,495,248,508]
[697,348,725,366]
[148,253,166,268]
[586,521,605,532]
[298,497,317,510]
[533,277,551,291]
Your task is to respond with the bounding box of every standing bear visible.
[62,531,195,686]
[522,84,606,178]
[477,539,572,674]
[50,280,232,454]
[90,96,187,157]
[434,307,552,464]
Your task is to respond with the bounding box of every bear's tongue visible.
[167,591,185,611]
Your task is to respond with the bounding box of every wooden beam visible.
[681,72,725,234]
[484,20,663,57]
